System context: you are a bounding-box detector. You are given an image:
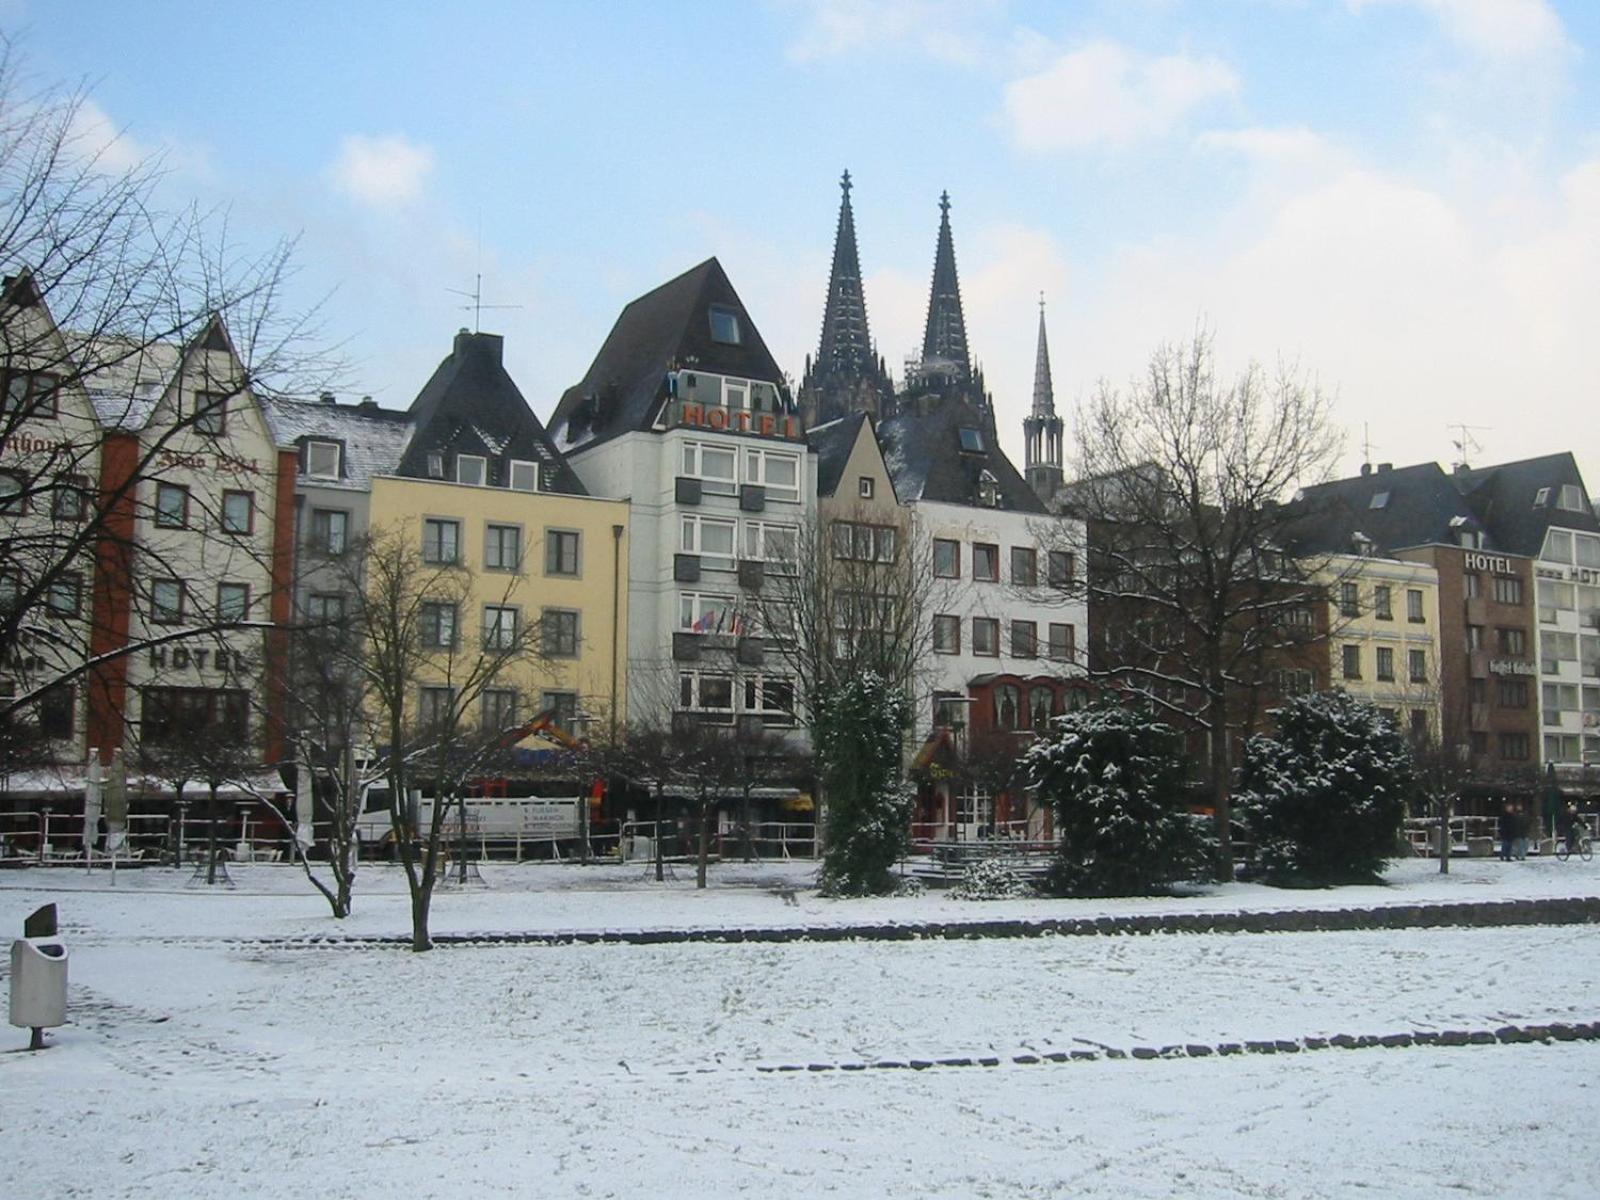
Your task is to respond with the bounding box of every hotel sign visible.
[669,400,802,442]
[1464,552,1514,574]
[1536,563,1600,585]
[1489,659,1535,677]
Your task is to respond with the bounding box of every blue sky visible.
[14,0,1600,486]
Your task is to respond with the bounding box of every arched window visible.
[994,684,1021,730]
[1029,687,1053,731]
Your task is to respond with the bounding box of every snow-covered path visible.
[3,860,1598,1198]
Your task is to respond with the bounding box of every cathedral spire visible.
[920,190,970,375]
[816,169,873,373]
[1031,292,1054,418]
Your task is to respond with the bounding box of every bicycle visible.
[1555,833,1594,862]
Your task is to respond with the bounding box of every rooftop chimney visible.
[1360,463,1372,476]
[453,329,504,364]
[319,391,336,405]
[1378,462,1393,473]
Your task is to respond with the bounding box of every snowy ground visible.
[3,858,1599,1198]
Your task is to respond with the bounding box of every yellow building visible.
[1321,553,1443,740]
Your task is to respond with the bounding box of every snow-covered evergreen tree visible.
[816,671,913,896]
[1023,700,1205,897]
[1236,690,1415,885]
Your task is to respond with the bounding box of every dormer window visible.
[708,305,742,345]
[457,455,487,486]
[1369,491,1389,510]
[958,427,984,453]
[426,453,444,479]
[1558,484,1585,512]
[305,440,341,480]
[977,469,999,508]
[1534,487,1551,507]
[509,459,539,492]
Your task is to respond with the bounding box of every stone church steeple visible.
[900,191,990,422]
[798,170,894,429]
[1023,294,1064,504]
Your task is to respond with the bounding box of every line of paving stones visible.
[748,1019,1600,1077]
[225,893,1600,949]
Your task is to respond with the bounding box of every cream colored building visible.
[1322,553,1443,740]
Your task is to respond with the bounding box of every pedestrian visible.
[1498,801,1515,862]
[1513,802,1530,860]
[1558,801,1581,855]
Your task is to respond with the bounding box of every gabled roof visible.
[68,314,241,432]
[548,258,787,453]
[877,399,1044,513]
[806,411,899,502]
[1290,461,1489,556]
[399,330,585,496]
[1450,453,1599,557]
[263,396,413,490]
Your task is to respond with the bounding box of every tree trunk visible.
[741,782,754,864]
[1208,708,1234,883]
[410,885,433,952]
[654,784,665,883]
[696,792,711,889]
[205,784,220,885]
[1439,794,1452,875]
[457,790,469,883]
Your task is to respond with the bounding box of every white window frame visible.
[743,520,798,570]
[456,455,487,486]
[305,441,341,479]
[682,440,738,495]
[508,459,539,492]
[679,591,739,634]
[744,446,801,500]
[679,671,735,718]
[682,514,737,569]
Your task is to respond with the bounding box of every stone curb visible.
[241,894,1600,949]
[749,1020,1600,1077]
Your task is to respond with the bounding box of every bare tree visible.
[138,724,258,885]
[1049,331,1344,878]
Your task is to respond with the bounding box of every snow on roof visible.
[263,397,413,489]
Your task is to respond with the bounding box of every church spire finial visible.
[841,169,851,196]
[1031,297,1054,418]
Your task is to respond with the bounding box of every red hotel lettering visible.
[706,406,727,430]
[758,414,775,436]
[675,402,798,440]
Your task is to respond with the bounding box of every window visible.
[310,508,348,555]
[1463,573,1480,599]
[193,391,226,436]
[545,529,580,576]
[1369,491,1390,509]
[1408,649,1427,683]
[1342,644,1362,680]
[1558,484,1586,512]
[1029,688,1054,732]
[485,524,522,571]
[426,453,444,479]
[1542,631,1578,675]
[540,690,578,731]
[482,605,519,650]
[456,454,487,486]
[3,370,57,418]
[418,686,456,729]
[993,684,1022,731]
[305,593,345,625]
[508,459,539,492]
[1409,709,1428,738]
[858,476,874,499]
[419,602,458,649]
[52,475,86,521]
[217,582,249,622]
[679,592,738,634]
[422,518,461,564]
[1492,575,1524,605]
[976,470,999,508]
[1499,732,1530,761]
[1048,551,1075,588]
[684,441,739,499]
[542,609,580,658]
[0,471,25,515]
[972,617,999,657]
[744,521,798,568]
[831,522,896,563]
[1011,547,1038,587]
[1376,647,1395,681]
[957,426,984,452]
[45,573,81,617]
[1534,487,1552,507]
[151,579,184,625]
[1497,627,1527,656]
[155,482,188,528]
[973,543,999,582]
[220,490,254,535]
[708,305,742,345]
[723,379,748,411]
[1578,536,1600,569]
[933,614,960,654]
[933,538,960,578]
[1272,668,1315,697]
[141,688,248,744]
[1048,623,1075,662]
[1339,581,1360,618]
[1373,585,1392,620]
[1011,620,1038,658]
[743,676,796,726]
[678,672,734,716]
[932,692,967,730]
[1538,579,1574,623]
[482,689,520,732]
[744,448,801,500]
[1497,679,1530,711]
[1467,624,1484,651]
[38,686,74,740]
[1547,530,1573,563]
[681,515,736,569]
[305,440,341,479]
[1406,589,1425,622]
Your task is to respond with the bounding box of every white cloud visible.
[784,0,1001,66]
[327,134,435,207]
[1348,0,1572,64]
[66,99,150,175]
[1004,41,1239,153]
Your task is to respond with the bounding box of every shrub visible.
[952,857,1032,901]
[816,673,913,897]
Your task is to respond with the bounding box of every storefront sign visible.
[156,449,262,476]
[148,646,241,672]
[1464,552,1514,574]
[1488,659,1535,676]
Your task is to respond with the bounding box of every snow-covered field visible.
[3,859,1598,1198]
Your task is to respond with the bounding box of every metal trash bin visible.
[10,904,67,1050]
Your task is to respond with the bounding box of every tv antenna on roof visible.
[447,273,522,333]
[1448,423,1489,470]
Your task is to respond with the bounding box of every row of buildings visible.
[2,172,1595,854]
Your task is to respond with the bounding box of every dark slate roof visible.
[878,398,1044,513]
[1289,461,1489,555]
[548,258,787,453]
[263,396,413,490]
[399,330,586,495]
[806,412,869,500]
[1450,453,1599,557]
